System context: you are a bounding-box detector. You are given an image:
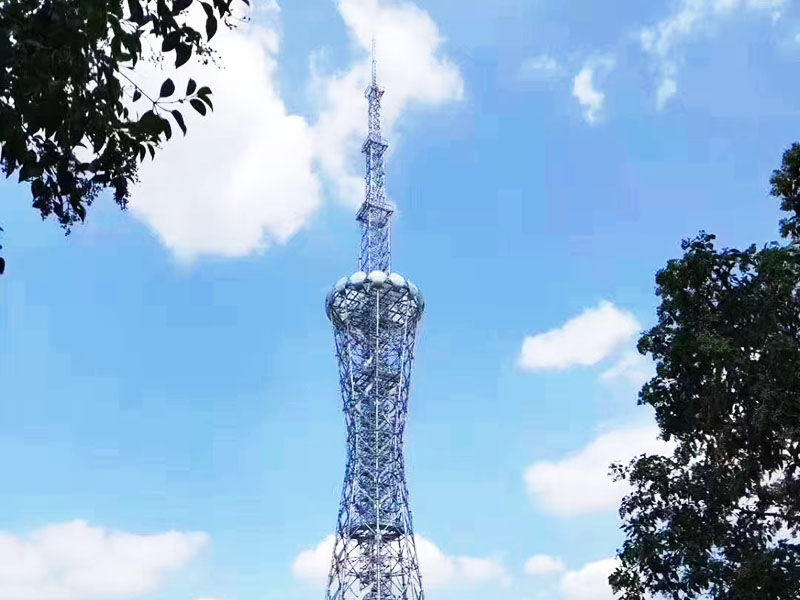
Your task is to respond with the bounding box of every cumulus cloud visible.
[559,558,619,600]
[640,0,786,108]
[292,534,508,589]
[415,536,509,588]
[291,534,334,586]
[523,424,670,515]
[0,520,208,600]
[524,554,565,576]
[517,301,639,371]
[599,349,655,388]
[572,57,615,124]
[131,2,321,260]
[130,0,463,260]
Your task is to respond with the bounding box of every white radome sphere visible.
[349,271,367,285]
[368,270,388,286]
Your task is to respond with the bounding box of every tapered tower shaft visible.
[324,50,425,600]
[357,46,392,274]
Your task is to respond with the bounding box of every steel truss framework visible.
[323,51,426,600]
[356,46,392,275]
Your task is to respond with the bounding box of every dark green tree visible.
[610,145,800,599]
[0,0,246,272]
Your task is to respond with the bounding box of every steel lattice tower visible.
[323,50,425,600]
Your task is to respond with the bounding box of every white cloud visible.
[524,554,565,576]
[572,58,615,124]
[655,66,679,108]
[291,534,333,586]
[292,534,508,589]
[572,67,602,123]
[130,0,463,260]
[519,54,561,78]
[416,536,509,588]
[517,301,639,371]
[131,3,321,261]
[640,0,786,108]
[600,349,655,388]
[0,520,208,600]
[523,424,670,515]
[313,0,464,207]
[559,558,619,600]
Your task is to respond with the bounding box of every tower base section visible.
[326,534,424,600]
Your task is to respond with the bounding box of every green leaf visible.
[162,33,177,52]
[186,78,197,95]
[212,0,226,16]
[171,110,187,135]
[161,117,172,140]
[175,44,191,68]
[18,160,42,182]
[195,86,213,110]
[127,0,145,22]
[189,98,206,115]
[138,110,160,136]
[156,0,170,19]
[206,16,217,40]
[31,178,45,198]
[132,89,142,102]
[159,78,175,98]
[172,0,193,14]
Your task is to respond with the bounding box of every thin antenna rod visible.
[371,36,377,85]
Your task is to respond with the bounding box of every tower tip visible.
[371,36,377,85]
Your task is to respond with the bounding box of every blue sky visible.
[1,0,798,599]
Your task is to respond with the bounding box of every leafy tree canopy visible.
[0,0,246,272]
[610,146,800,599]
[771,143,800,241]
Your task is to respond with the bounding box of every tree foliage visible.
[610,146,800,599]
[770,143,800,242]
[0,0,246,271]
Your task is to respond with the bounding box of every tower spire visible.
[371,36,377,85]
[356,39,392,273]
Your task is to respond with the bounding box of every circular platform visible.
[325,270,425,326]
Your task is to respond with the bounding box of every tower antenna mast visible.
[371,36,377,85]
[355,37,391,273]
